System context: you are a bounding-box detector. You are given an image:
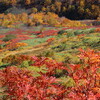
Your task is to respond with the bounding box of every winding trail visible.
[0,42,49,61]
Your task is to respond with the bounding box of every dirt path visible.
[0,47,42,60]
[0,42,49,61]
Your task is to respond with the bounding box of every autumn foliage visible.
[46,38,55,43]
[0,12,85,28]
[66,49,100,99]
[0,49,100,100]
[0,0,99,19]
[2,55,31,65]
[95,28,100,32]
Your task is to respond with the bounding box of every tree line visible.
[0,0,100,19]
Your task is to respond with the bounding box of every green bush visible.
[74,30,84,35]
[52,43,66,52]
[20,60,29,68]
[54,69,68,78]
[0,44,6,49]
[59,76,75,87]
[58,30,66,35]
[3,34,16,42]
[38,50,55,57]
[0,61,3,66]
[27,66,47,77]
[82,36,100,49]
[82,28,95,34]
[74,28,95,35]
[66,32,75,37]
[65,29,75,34]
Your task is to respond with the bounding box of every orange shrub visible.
[46,38,55,43]
[16,42,28,47]
[95,28,100,32]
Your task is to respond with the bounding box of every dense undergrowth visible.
[0,6,100,99]
[0,49,100,100]
[0,25,100,99]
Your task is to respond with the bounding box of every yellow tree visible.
[31,8,38,13]
[44,0,51,6]
[91,5,100,17]
[78,0,85,16]
[25,0,31,5]
[79,0,85,7]
[62,6,67,12]
[78,7,84,14]
[50,4,56,12]
[42,7,46,12]
[54,1,62,13]
[0,0,17,5]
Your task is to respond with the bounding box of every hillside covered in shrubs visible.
[0,0,100,100]
[0,21,100,99]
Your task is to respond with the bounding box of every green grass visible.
[0,28,13,34]
[21,35,55,46]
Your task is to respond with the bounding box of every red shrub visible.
[37,30,58,38]
[95,28,100,32]
[0,49,100,100]
[31,56,67,76]
[0,35,5,39]
[0,67,66,100]
[66,49,100,100]
[46,38,55,43]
